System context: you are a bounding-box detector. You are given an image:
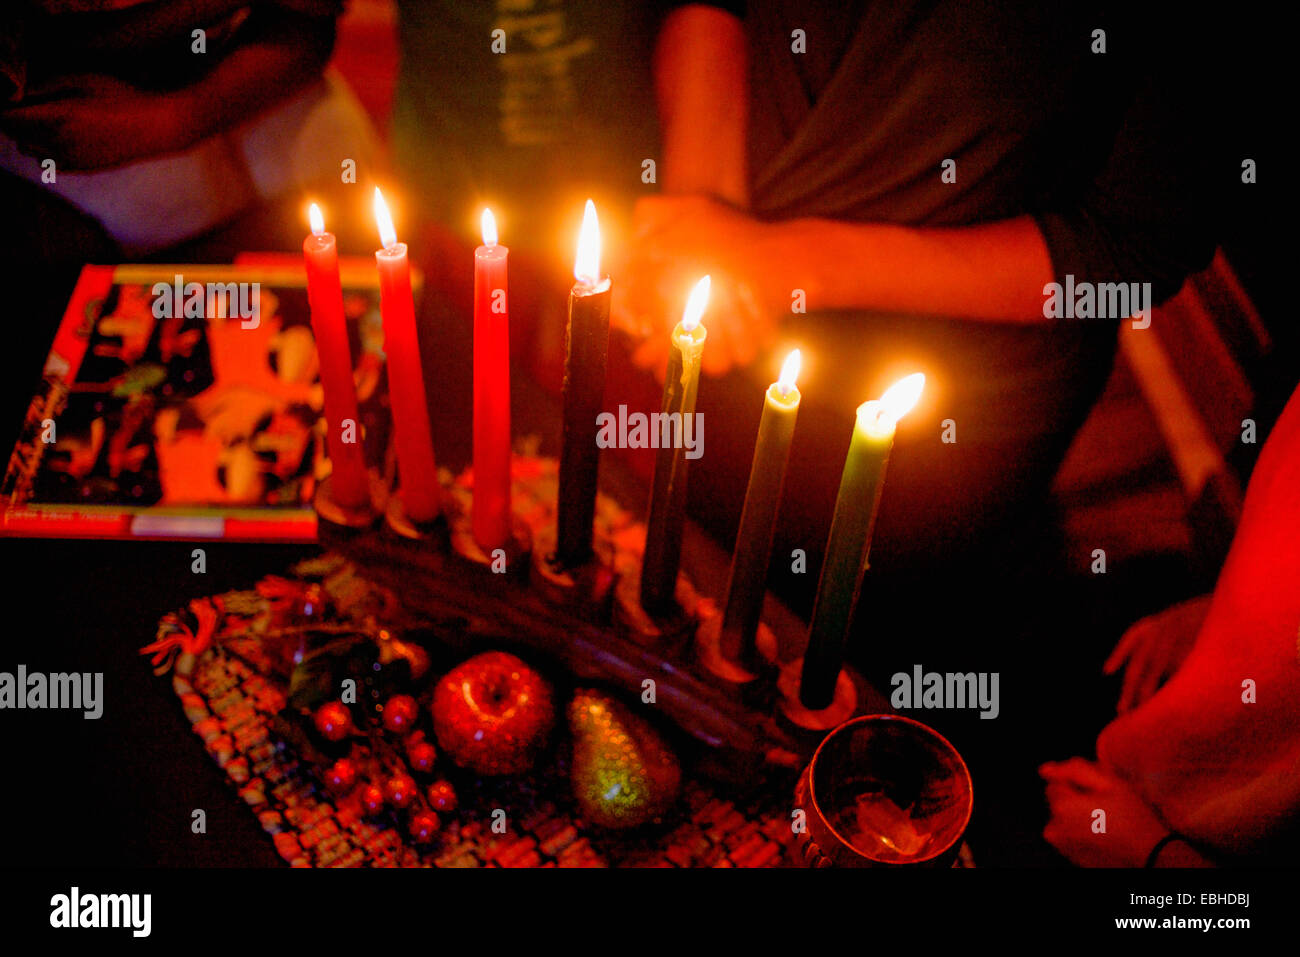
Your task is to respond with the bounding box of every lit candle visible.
[473,208,511,550]
[554,199,611,568]
[799,373,925,709]
[720,349,802,663]
[303,203,370,509]
[639,275,710,614]
[373,187,440,524]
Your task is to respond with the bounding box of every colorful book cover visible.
[0,259,405,541]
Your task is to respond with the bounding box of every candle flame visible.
[481,208,498,247]
[308,203,325,236]
[855,373,925,438]
[374,188,398,250]
[680,275,711,333]
[879,372,926,422]
[574,199,601,284]
[777,349,801,395]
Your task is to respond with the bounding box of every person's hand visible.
[613,195,785,379]
[1103,595,1211,715]
[1039,758,1169,867]
[0,73,188,171]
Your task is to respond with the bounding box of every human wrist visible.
[757,218,829,313]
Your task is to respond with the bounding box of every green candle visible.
[800,373,925,709]
[640,276,710,614]
[720,349,802,665]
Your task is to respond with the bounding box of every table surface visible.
[0,361,883,867]
[0,284,1127,868]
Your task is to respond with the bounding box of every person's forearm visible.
[172,12,335,147]
[654,5,748,206]
[760,214,1058,322]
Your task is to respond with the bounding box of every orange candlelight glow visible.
[308,202,325,237]
[574,199,601,285]
[680,275,711,333]
[777,349,801,397]
[481,208,498,248]
[374,188,398,250]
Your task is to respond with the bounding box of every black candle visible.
[555,201,611,568]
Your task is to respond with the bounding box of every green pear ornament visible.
[568,689,682,828]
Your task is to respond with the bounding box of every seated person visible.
[1042,384,1300,866]
[615,2,1229,631]
[0,0,375,257]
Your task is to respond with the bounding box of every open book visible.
[1,258,406,541]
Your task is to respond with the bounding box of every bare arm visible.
[755,213,1056,322]
[646,6,1055,328]
[653,4,748,206]
[170,8,336,147]
[0,8,335,171]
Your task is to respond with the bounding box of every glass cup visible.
[794,714,973,867]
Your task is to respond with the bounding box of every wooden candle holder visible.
[775,657,860,732]
[312,472,388,530]
[694,612,775,688]
[443,487,532,576]
[528,522,616,619]
[611,572,698,653]
[328,465,882,774]
[384,489,445,541]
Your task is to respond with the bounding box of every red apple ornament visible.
[431,652,555,775]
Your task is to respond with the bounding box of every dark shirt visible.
[649,1,1230,582]
[703,0,1221,305]
[654,0,1231,464]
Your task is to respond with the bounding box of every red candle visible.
[303,203,369,509]
[473,208,511,549]
[373,188,440,523]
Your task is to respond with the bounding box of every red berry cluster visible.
[313,696,459,845]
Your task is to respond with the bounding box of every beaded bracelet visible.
[1144,832,1187,868]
